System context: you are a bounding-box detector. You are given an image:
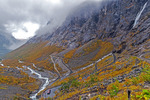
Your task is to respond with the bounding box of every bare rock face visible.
[28,0,149,51]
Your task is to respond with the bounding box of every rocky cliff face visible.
[3,1,150,99]
[28,0,150,51]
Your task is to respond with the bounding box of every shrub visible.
[142,75,150,83]
[132,77,139,85]
[70,79,81,88]
[142,65,150,83]
[89,75,98,84]
[13,96,19,100]
[136,89,150,100]
[59,77,81,93]
[84,75,98,87]
[108,85,119,97]
[59,82,70,93]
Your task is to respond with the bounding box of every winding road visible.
[50,55,61,77]
[42,55,73,98]
[18,50,149,100]
[50,55,73,79]
[43,53,116,98]
[15,53,116,99]
[75,53,114,73]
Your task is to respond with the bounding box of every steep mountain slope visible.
[0,33,26,57]
[0,34,10,57]
[3,0,150,99]
[27,0,149,49]
[6,0,149,60]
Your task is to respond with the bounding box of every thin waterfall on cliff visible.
[133,2,148,28]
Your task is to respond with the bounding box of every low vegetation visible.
[2,39,150,100]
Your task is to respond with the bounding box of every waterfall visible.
[133,2,148,28]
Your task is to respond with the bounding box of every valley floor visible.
[1,40,150,100]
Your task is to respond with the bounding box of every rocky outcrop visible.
[28,0,149,51]
[102,67,143,86]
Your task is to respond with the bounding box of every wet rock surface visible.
[28,0,149,52]
[3,0,150,99]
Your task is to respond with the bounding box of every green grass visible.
[136,89,150,99]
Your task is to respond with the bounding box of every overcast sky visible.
[0,0,104,50]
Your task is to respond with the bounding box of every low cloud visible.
[3,39,27,50]
[0,0,106,50]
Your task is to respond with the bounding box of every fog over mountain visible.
[1,0,150,99]
[0,0,104,56]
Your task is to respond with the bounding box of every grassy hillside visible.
[2,38,150,100]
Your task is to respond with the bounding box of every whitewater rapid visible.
[0,60,4,66]
[18,53,112,99]
[0,63,4,66]
[27,67,49,100]
[18,60,50,100]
